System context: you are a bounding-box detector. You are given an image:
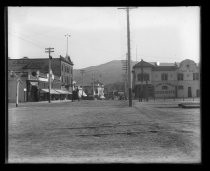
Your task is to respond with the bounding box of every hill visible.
[73,60,138,87]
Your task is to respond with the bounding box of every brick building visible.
[8,55,74,102]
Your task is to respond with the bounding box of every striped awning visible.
[40,89,59,94]
[55,89,72,94]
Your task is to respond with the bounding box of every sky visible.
[8,7,200,69]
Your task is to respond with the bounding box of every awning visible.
[40,89,49,93]
[50,89,60,94]
[40,89,59,94]
[55,89,72,94]
[30,82,38,86]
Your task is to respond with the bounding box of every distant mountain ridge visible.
[73,60,138,86]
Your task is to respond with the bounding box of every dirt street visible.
[8,100,200,163]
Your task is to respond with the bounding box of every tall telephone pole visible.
[118,7,137,107]
[121,53,128,99]
[45,47,54,103]
[80,69,85,99]
[65,34,70,57]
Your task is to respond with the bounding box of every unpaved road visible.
[8,100,200,163]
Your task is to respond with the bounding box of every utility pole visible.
[121,53,128,99]
[45,47,54,103]
[16,79,20,107]
[65,34,70,57]
[80,69,85,99]
[141,59,144,102]
[118,7,137,107]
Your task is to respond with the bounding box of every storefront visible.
[26,72,71,102]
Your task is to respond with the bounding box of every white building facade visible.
[132,59,200,98]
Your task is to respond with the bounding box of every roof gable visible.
[60,55,74,65]
[133,60,155,68]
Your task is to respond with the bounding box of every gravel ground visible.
[8,100,200,163]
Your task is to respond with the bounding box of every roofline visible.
[9,57,74,66]
[9,58,60,60]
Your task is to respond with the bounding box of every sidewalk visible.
[8,99,73,108]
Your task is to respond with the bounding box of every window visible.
[178,85,184,90]
[162,86,168,90]
[161,73,168,81]
[193,73,199,80]
[137,74,143,81]
[144,74,150,81]
[62,64,64,71]
[69,77,71,85]
[177,73,184,80]
[137,73,149,81]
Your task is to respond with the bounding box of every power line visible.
[8,31,46,49]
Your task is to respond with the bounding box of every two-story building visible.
[132,59,200,98]
[8,55,74,102]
